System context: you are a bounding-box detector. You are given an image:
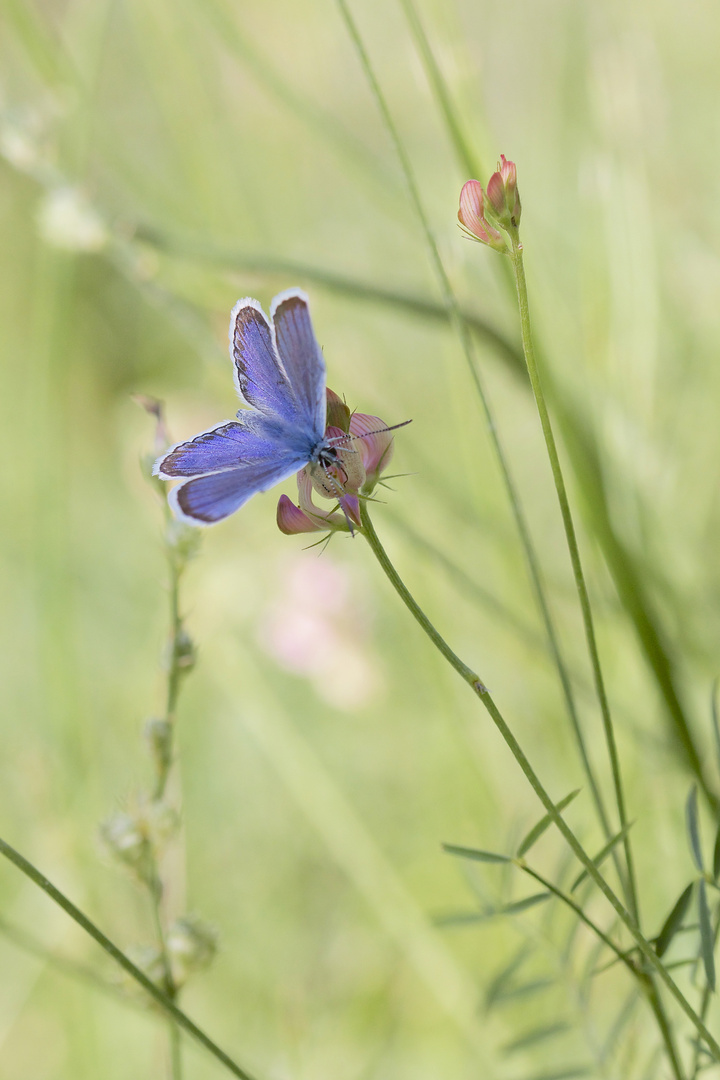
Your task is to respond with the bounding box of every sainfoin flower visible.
[457,179,508,252]
[277,389,395,535]
[458,157,521,249]
[485,154,521,229]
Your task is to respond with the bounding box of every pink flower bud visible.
[457,180,508,252]
[485,155,521,229]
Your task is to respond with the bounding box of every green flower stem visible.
[335,0,616,862]
[518,862,685,1080]
[359,501,720,1061]
[149,878,182,1080]
[690,906,720,1079]
[150,505,195,1080]
[155,522,189,802]
[508,235,639,924]
[0,835,258,1080]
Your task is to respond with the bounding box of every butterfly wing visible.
[271,288,326,436]
[154,416,302,479]
[169,449,311,526]
[230,298,302,424]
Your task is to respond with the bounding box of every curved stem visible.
[0,835,258,1080]
[519,863,684,1080]
[334,0,616,860]
[359,501,719,1061]
[508,237,639,925]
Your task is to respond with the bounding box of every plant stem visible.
[690,905,720,1078]
[155,521,188,802]
[0,835,258,1080]
[335,0,616,859]
[508,236,639,924]
[518,863,684,1080]
[149,876,182,1080]
[518,862,631,969]
[359,501,720,1060]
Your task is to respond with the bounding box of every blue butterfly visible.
[154,289,353,526]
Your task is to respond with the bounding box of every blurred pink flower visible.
[258,557,381,708]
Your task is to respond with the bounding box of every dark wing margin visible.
[229,298,299,420]
[271,288,326,436]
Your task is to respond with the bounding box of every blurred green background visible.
[2,0,720,1077]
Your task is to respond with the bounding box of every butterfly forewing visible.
[230,299,300,422]
[271,289,326,438]
[156,419,289,478]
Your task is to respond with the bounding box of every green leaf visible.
[686,785,705,871]
[698,878,716,990]
[655,883,694,957]
[570,825,633,892]
[499,892,551,915]
[432,911,488,928]
[517,790,581,857]
[711,678,720,781]
[513,1069,591,1080]
[484,945,532,1010]
[442,842,511,863]
[493,978,555,1005]
[713,823,720,882]
[501,1021,570,1054]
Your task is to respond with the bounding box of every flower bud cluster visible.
[100,798,180,885]
[119,914,218,999]
[457,155,521,253]
[166,915,218,987]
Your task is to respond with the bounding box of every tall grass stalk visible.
[507,236,639,924]
[395,0,715,810]
[359,499,719,1067]
[334,0,617,860]
[0,835,258,1080]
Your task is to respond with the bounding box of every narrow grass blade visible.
[513,1069,591,1080]
[687,786,705,871]
[698,879,716,990]
[442,842,511,863]
[432,911,488,928]
[655,883,694,957]
[712,678,720,780]
[714,825,720,882]
[570,825,633,892]
[484,944,532,1011]
[0,835,257,1080]
[500,893,551,915]
[501,1021,570,1055]
[517,790,581,856]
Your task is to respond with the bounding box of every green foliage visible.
[2,0,720,1077]
[516,791,581,857]
[655,884,695,959]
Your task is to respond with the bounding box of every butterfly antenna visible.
[325,419,412,447]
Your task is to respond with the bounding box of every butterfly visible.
[154,289,400,529]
